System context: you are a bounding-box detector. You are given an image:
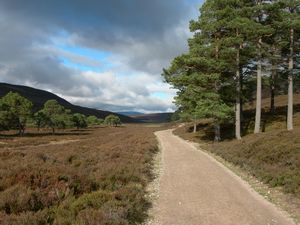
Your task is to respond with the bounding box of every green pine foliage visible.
[40,100,70,133]
[87,115,104,126]
[33,111,48,132]
[104,115,122,127]
[0,92,33,135]
[72,113,88,129]
[0,93,98,133]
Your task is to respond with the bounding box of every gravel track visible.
[152,129,296,225]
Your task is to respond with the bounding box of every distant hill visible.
[117,111,144,116]
[132,113,173,123]
[0,83,138,123]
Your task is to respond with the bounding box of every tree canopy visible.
[104,115,121,127]
[0,93,107,134]
[0,92,33,135]
[72,113,87,129]
[39,100,71,133]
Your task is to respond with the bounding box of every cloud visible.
[0,0,201,112]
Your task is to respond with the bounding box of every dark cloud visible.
[0,0,196,72]
[1,0,189,36]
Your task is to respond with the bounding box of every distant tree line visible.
[163,0,300,141]
[0,92,121,135]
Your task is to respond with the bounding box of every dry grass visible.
[244,94,300,110]
[208,128,300,197]
[0,124,163,225]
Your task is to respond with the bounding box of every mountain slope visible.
[0,83,138,123]
[132,113,173,123]
[116,111,144,116]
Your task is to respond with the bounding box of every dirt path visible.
[152,129,296,225]
[1,139,80,151]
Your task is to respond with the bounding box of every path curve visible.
[152,129,295,225]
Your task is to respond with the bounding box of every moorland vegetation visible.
[0,123,160,224]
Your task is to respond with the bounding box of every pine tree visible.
[249,0,275,134]
[264,1,284,115]
[163,0,233,141]
[200,0,266,138]
[0,92,33,135]
[163,50,232,141]
[42,100,67,134]
[278,0,300,131]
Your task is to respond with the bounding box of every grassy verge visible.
[0,124,161,225]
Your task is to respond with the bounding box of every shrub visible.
[86,116,103,126]
[0,185,35,214]
[104,115,121,127]
[71,113,87,129]
[0,210,49,225]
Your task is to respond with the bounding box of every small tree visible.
[0,102,15,131]
[87,115,97,126]
[72,113,87,129]
[104,115,121,127]
[0,92,33,135]
[97,118,104,125]
[42,100,67,134]
[87,115,103,126]
[34,111,48,132]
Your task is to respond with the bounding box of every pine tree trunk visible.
[270,62,276,115]
[240,67,244,123]
[235,48,241,140]
[214,123,221,142]
[287,28,294,131]
[254,38,262,134]
[214,38,221,141]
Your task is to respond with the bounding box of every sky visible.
[0,0,204,113]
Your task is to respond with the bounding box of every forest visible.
[163,0,300,141]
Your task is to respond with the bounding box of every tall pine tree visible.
[251,0,275,133]
[202,0,264,138]
[279,0,300,130]
[163,0,233,141]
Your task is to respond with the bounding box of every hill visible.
[132,113,173,123]
[0,83,138,123]
[116,111,144,116]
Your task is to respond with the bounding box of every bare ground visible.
[152,129,296,225]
